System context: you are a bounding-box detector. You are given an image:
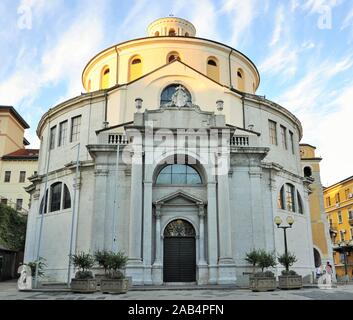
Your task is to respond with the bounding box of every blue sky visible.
[1,0,353,186]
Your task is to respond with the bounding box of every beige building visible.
[0,106,39,213]
[300,144,334,270]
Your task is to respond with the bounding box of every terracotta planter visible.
[100,278,129,294]
[279,275,303,290]
[249,276,277,292]
[71,279,97,293]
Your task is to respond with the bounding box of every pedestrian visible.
[325,261,333,284]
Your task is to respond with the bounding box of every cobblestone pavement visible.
[1,281,353,300]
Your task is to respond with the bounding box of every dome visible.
[147,16,196,37]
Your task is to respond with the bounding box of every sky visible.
[0,0,352,186]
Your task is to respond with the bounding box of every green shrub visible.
[70,252,95,280]
[106,251,128,279]
[278,252,298,273]
[245,249,260,273]
[94,250,110,275]
[27,257,47,278]
[257,250,277,273]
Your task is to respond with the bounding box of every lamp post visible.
[274,216,295,272]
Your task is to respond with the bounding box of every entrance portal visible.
[163,219,196,283]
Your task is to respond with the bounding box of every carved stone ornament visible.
[164,219,196,237]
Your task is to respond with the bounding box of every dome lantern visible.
[147,17,196,37]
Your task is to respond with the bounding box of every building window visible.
[167,52,180,63]
[34,171,38,176]
[345,189,350,200]
[326,197,331,207]
[268,120,278,145]
[237,69,245,91]
[280,125,287,150]
[40,183,71,214]
[4,171,11,183]
[340,230,345,242]
[50,182,62,212]
[297,191,303,214]
[285,184,296,212]
[278,187,285,210]
[349,209,353,220]
[351,228,353,240]
[185,32,189,37]
[70,116,81,143]
[335,193,341,204]
[1,198,8,205]
[58,120,68,147]
[40,190,48,214]
[19,171,26,183]
[16,199,23,211]
[338,211,343,224]
[207,57,219,82]
[100,67,110,89]
[50,126,57,150]
[156,165,202,185]
[160,84,192,106]
[129,57,142,81]
[289,131,295,154]
[154,31,160,36]
[169,28,176,36]
[304,167,312,178]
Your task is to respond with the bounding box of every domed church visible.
[24,17,316,285]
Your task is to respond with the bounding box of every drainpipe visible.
[104,91,108,126]
[242,95,246,129]
[229,49,234,88]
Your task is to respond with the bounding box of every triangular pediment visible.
[154,190,205,206]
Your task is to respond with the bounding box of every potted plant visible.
[27,257,47,288]
[247,250,277,292]
[94,250,110,285]
[278,252,303,290]
[100,251,129,294]
[70,252,97,293]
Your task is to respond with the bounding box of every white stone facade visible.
[24,18,315,286]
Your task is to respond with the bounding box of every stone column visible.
[152,205,163,285]
[126,150,143,285]
[198,205,208,285]
[91,167,109,251]
[207,180,218,284]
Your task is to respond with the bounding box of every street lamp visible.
[275,216,295,272]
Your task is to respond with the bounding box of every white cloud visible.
[220,0,262,47]
[270,6,285,47]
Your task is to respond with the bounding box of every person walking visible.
[325,261,333,284]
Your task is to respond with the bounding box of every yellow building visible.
[0,106,39,213]
[324,176,353,280]
[300,144,334,272]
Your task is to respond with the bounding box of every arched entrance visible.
[163,219,196,283]
[314,248,322,268]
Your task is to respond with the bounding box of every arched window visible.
[160,84,192,106]
[100,67,110,89]
[129,56,142,81]
[297,191,304,214]
[304,166,312,178]
[156,165,202,185]
[155,31,160,36]
[237,68,245,91]
[169,28,176,36]
[39,183,71,214]
[164,220,196,237]
[167,52,180,63]
[207,57,219,82]
[278,183,296,212]
[185,32,189,37]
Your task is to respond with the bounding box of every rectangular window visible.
[348,210,353,220]
[4,171,11,183]
[268,120,277,145]
[280,125,288,150]
[1,198,8,205]
[289,131,295,154]
[335,193,341,204]
[34,171,38,176]
[58,120,68,147]
[50,126,57,150]
[326,197,331,207]
[351,228,353,240]
[340,230,345,242]
[285,184,295,212]
[16,199,23,211]
[345,189,350,200]
[70,116,81,143]
[19,171,26,183]
[338,211,343,224]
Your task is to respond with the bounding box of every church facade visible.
[24,17,316,285]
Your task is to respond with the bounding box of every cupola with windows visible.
[147,17,196,37]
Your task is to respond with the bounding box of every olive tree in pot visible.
[247,250,277,292]
[278,252,303,290]
[94,250,110,285]
[70,252,97,293]
[100,251,129,294]
[26,257,47,288]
